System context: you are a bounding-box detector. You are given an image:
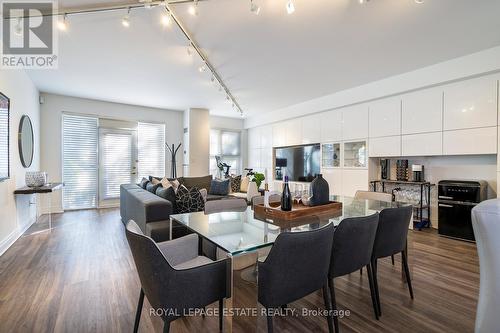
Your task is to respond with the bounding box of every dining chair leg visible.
[402,250,414,299]
[359,268,363,275]
[219,299,224,332]
[133,288,145,333]
[322,284,334,333]
[328,278,339,333]
[366,264,380,320]
[371,259,381,317]
[391,255,395,265]
[266,308,274,333]
[163,322,170,333]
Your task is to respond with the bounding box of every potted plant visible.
[251,172,265,189]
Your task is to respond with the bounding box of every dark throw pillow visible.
[156,186,177,213]
[146,182,160,194]
[139,177,150,189]
[209,179,230,196]
[229,175,242,193]
[176,185,205,214]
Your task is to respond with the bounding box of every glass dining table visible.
[169,195,409,332]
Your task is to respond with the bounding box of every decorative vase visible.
[25,171,47,187]
[309,174,329,206]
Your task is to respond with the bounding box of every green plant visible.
[251,172,265,188]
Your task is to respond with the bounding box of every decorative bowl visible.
[25,172,47,187]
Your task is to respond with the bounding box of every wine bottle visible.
[281,176,292,211]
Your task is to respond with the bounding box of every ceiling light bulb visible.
[14,18,23,36]
[198,64,207,73]
[122,8,131,27]
[286,0,295,14]
[57,14,68,31]
[414,0,424,3]
[188,0,199,16]
[250,1,261,15]
[161,11,172,26]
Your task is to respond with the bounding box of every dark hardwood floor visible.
[0,209,478,333]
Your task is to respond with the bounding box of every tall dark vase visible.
[309,174,330,206]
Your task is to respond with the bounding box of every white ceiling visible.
[26,0,500,118]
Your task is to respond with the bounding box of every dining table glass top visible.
[170,195,409,256]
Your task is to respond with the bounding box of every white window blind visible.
[62,115,98,210]
[0,99,8,180]
[209,129,241,176]
[99,130,133,200]
[138,122,165,180]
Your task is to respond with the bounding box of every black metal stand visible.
[370,180,434,230]
[166,142,181,178]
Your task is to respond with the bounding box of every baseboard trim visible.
[0,219,36,257]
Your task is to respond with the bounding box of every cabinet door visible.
[402,132,442,156]
[443,127,497,155]
[322,168,342,195]
[285,119,302,146]
[342,169,369,197]
[369,97,401,138]
[260,125,273,148]
[369,136,401,157]
[320,110,342,142]
[302,114,322,144]
[342,104,369,141]
[248,127,261,149]
[402,88,443,134]
[443,76,497,130]
[344,141,367,168]
[272,123,286,147]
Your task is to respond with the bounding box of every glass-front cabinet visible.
[343,140,367,168]
[322,143,341,168]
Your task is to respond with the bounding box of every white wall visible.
[209,115,248,173]
[0,70,40,256]
[184,108,210,177]
[39,93,184,213]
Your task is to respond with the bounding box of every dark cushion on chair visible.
[146,182,161,194]
[209,179,230,196]
[176,185,205,213]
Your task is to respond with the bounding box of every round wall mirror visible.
[19,115,34,168]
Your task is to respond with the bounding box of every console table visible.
[14,183,63,235]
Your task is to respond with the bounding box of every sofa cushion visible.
[180,175,213,192]
[240,176,250,193]
[209,178,230,196]
[156,186,177,212]
[139,177,150,189]
[206,194,227,201]
[146,182,161,194]
[175,185,205,214]
[229,175,242,193]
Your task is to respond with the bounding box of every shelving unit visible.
[370,179,434,230]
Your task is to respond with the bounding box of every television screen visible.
[274,144,320,182]
[0,93,9,181]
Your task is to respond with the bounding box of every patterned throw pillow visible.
[175,185,205,214]
[229,175,242,193]
[160,177,172,189]
[209,179,230,196]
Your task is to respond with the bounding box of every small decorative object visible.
[396,160,409,181]
[251,172,265,189]
[380,159,390,180]
[165,142,182,178]
[309,174,329,206]
[412,164,424,182]
[25,171,47,187]
[19,115,34,168]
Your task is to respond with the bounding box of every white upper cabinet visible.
[272,123,286,147]
[369,97,401,138]
[402,88,443,134]
[320,109,342,142]
[402,132,442,156]
[342,104,369,141]
[443,76,498,131]
[260,125,273,148]
[248,127,261,149]
[369,136,401,157]
[302,114,322,144]
[443,127,497,155]
[285,119,302,146]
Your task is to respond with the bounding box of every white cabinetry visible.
[285,119,302,146]
[260,125,273,148]
[302,114,321,144]
[272,123,286,147]
[369,136,401,157]
[402,88,443,134]
[322,169,342,195]
[402,132,442,156]
[443,127,497,155]
[342,105,368,141]
[248,127,261,149]
[320,109,342,142]
[369,97,401,138]
[443,76,498,131]
[342,169,368,197]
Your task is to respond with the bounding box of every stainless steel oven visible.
[438,180,487,241]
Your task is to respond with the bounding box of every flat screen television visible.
[274,144,320,182]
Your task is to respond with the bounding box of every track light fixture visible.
[188,0,199,16]
[414,0,424,3]
[186,43,194,57]
[122,8,131,27]
[198,64,207,72]
[286,0,295,14]
[161,9,172,27]
[250,0,261,15]
[58,14,68,31]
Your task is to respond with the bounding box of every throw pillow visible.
[161,177,172,189]
[229,175,242,193]
[146,182,161,194]
[169,179,181,192]
[156,186,177,212]
[151,178,161,185]
[139,177,150,189]
[209,179,230,196]
[240,176,250,193]
[176,185,205,214]
[180,175,212,192]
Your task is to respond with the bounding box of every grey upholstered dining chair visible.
[204,198,248,214]
[125,220,229,333]
[328,213,380,332]
[258,222,335,333]
[371,205,413,317]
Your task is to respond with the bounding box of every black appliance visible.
[380,159,390,180]
[412,164,424,182]
[438,180,487,241]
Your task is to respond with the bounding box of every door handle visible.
[438,204,453,208]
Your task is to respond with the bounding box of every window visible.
[209,129,241,176]
[0,94,9,181]
[138,122,165,180]
[62,114,98,210]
